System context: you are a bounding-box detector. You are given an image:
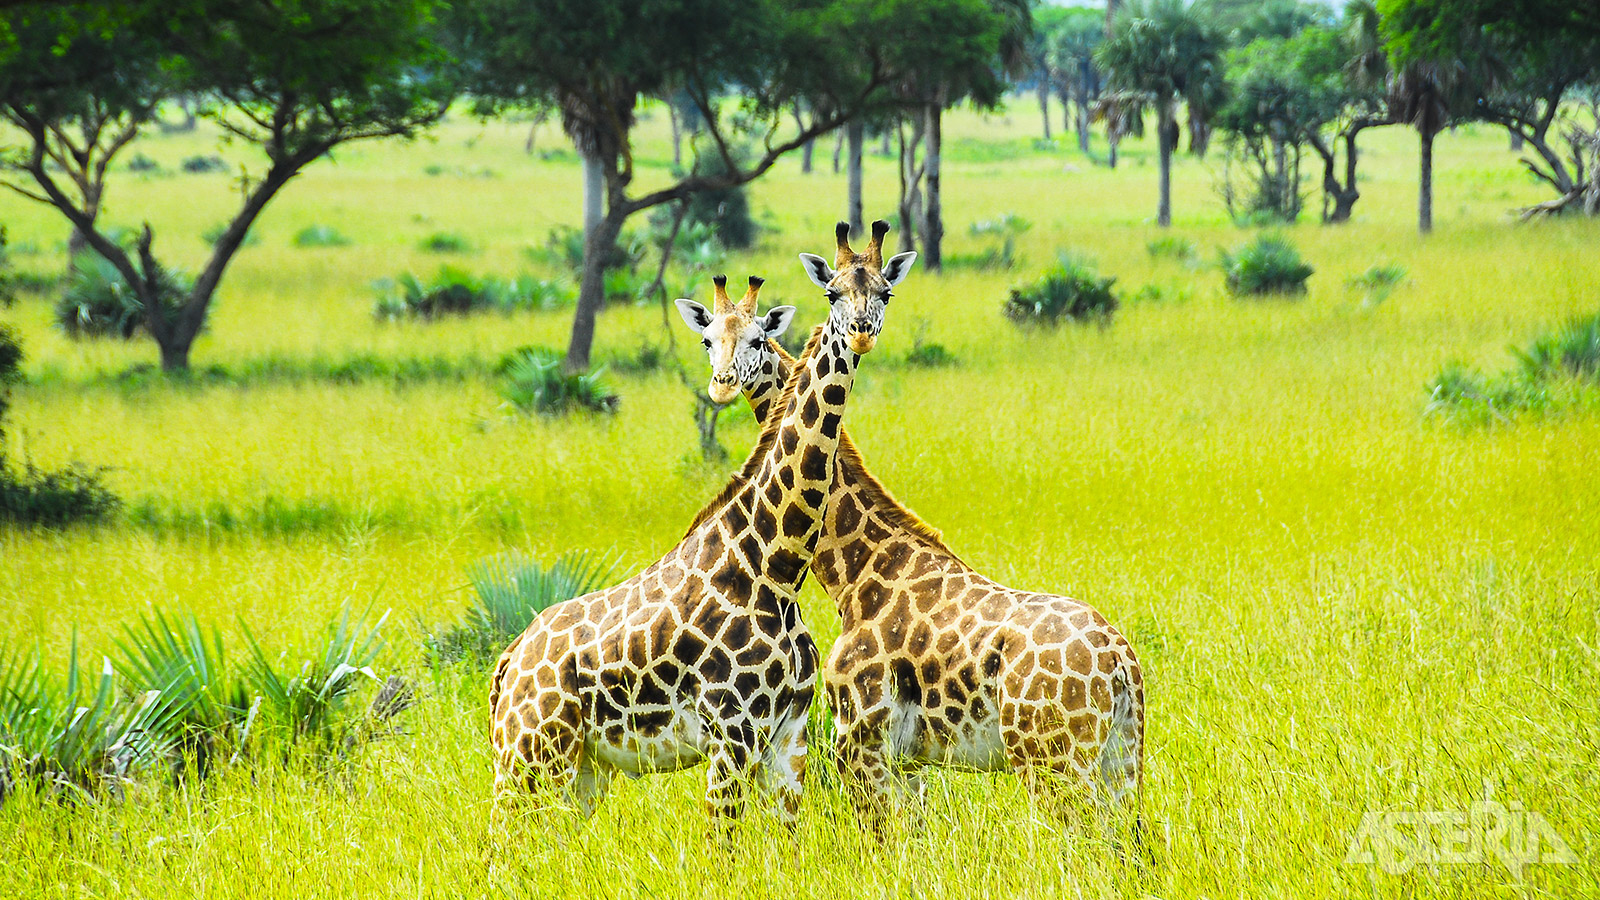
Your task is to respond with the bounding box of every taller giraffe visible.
[677,246,1143,836]
[490,224,906,825]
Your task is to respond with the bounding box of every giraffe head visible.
[798,220,916,355]
[676,274,796,405]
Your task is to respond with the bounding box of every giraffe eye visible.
[749,338,764,349]
[701,338,710,349]
[825,290,840,304]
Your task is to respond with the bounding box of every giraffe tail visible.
[1097,664,1144,822]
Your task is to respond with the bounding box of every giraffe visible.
[490,232,897,826]
[676,233,1144,838]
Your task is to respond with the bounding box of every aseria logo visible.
[1344,780,1577,877]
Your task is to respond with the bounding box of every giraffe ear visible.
[674,298,712,334]
[759,305,796,339]
[882,251,917,287]
[798,253,834,289]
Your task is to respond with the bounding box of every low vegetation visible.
[372,268,573,320]
[292,224,352,248]
[1219,233,1314,296]
[1428,311,1600,423]
[56,253,191,340]
[1003,255,1118,325]
[496,346,620,415]
[425,551,615,667]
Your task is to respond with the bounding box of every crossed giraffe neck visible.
[491,226,894,827]
[681,258,1145,837]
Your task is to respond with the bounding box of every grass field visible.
[2,100,1597,898]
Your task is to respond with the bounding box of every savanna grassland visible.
[1,100,1597,899]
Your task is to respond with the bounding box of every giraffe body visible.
[679,262,1142,832]
[495,231,902,824]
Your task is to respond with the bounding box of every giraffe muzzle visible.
[846,320,877,354]
[708,372,740,404]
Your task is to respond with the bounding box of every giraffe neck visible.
[695,326,857,598]
[745,342,962,622]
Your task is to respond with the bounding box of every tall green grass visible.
[0,103,1595,898]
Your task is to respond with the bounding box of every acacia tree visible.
[1384,0,1600,218]
[901,0,1030,272]
[1048,8,1106,157]
[0,0,457,371]
[1217,13,1392,223]
[1097,0,1227,227]
[470,0,941,373]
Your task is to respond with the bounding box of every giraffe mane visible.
[764,339,960,558]
[681,325,828,537]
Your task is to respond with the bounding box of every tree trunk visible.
[581,150,604,244]
[923,102,943,271]
[832,129,844,174]
[880,130,892,156]
[1075,96,1090,154]
[897,115,924,255]
[846,119,864,237]
[566,204,626,374]
[1157,104,1173,227]
[1509,128,1523,152]
[800,138,814,174]
[1037,82,1052,141]
[670,104,682,170]
[1187,107,1210,158]
[1419,129,1434,234]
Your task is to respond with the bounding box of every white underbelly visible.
[591,705,706,774]
[917,711,1008,771]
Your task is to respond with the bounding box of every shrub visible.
[524,225,645,275]
[0,638,187,804]
[951,214,1031,271]
[372,268,572,321]
[1220,234,1313,296]
[497,347,619,415]
[679,149,757,249]
[56,252,190,340]
[905,341,958,367]
[292,224,351,248]
[1348,263,1407,306]
[1146,235,1196,261]
[1131,282,1193,303]
[1514,311,1600,384]
[239,604,403,756]
[180,155,228,174]
[116,611,255,777]
[1003,255,1118,326]
[127,153,161,173]
[419,231,471,253]
[427,551,615,666]
[0,326,121,526]
[0,461,122,526]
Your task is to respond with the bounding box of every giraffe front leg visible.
[833,728,897,838]
[756,710,810,826]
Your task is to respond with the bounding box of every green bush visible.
[0,325,121,526]
[239,605,402,756]
[419,231,471,253]
[497,347,619,415]
[292,224,352,248]
[426,551,615,666]
[1146,235,1197,261]
[1348,263,1407,305]
[1220,234,1313,296]
[127,153,161,174]
[372,268,572,321]
[180,155,228,174]
[1003,255,1118,326]
[1515,311,1600,384]
[55,253,191,340]
[679,149,757,249]
[0,637,188,804]
[0,605,407,804]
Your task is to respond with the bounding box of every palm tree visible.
[1387,59,1462,234]
[1096,0,1226,226]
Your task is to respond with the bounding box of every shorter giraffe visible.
[492,253,892,827]
[678,236,1144,837]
